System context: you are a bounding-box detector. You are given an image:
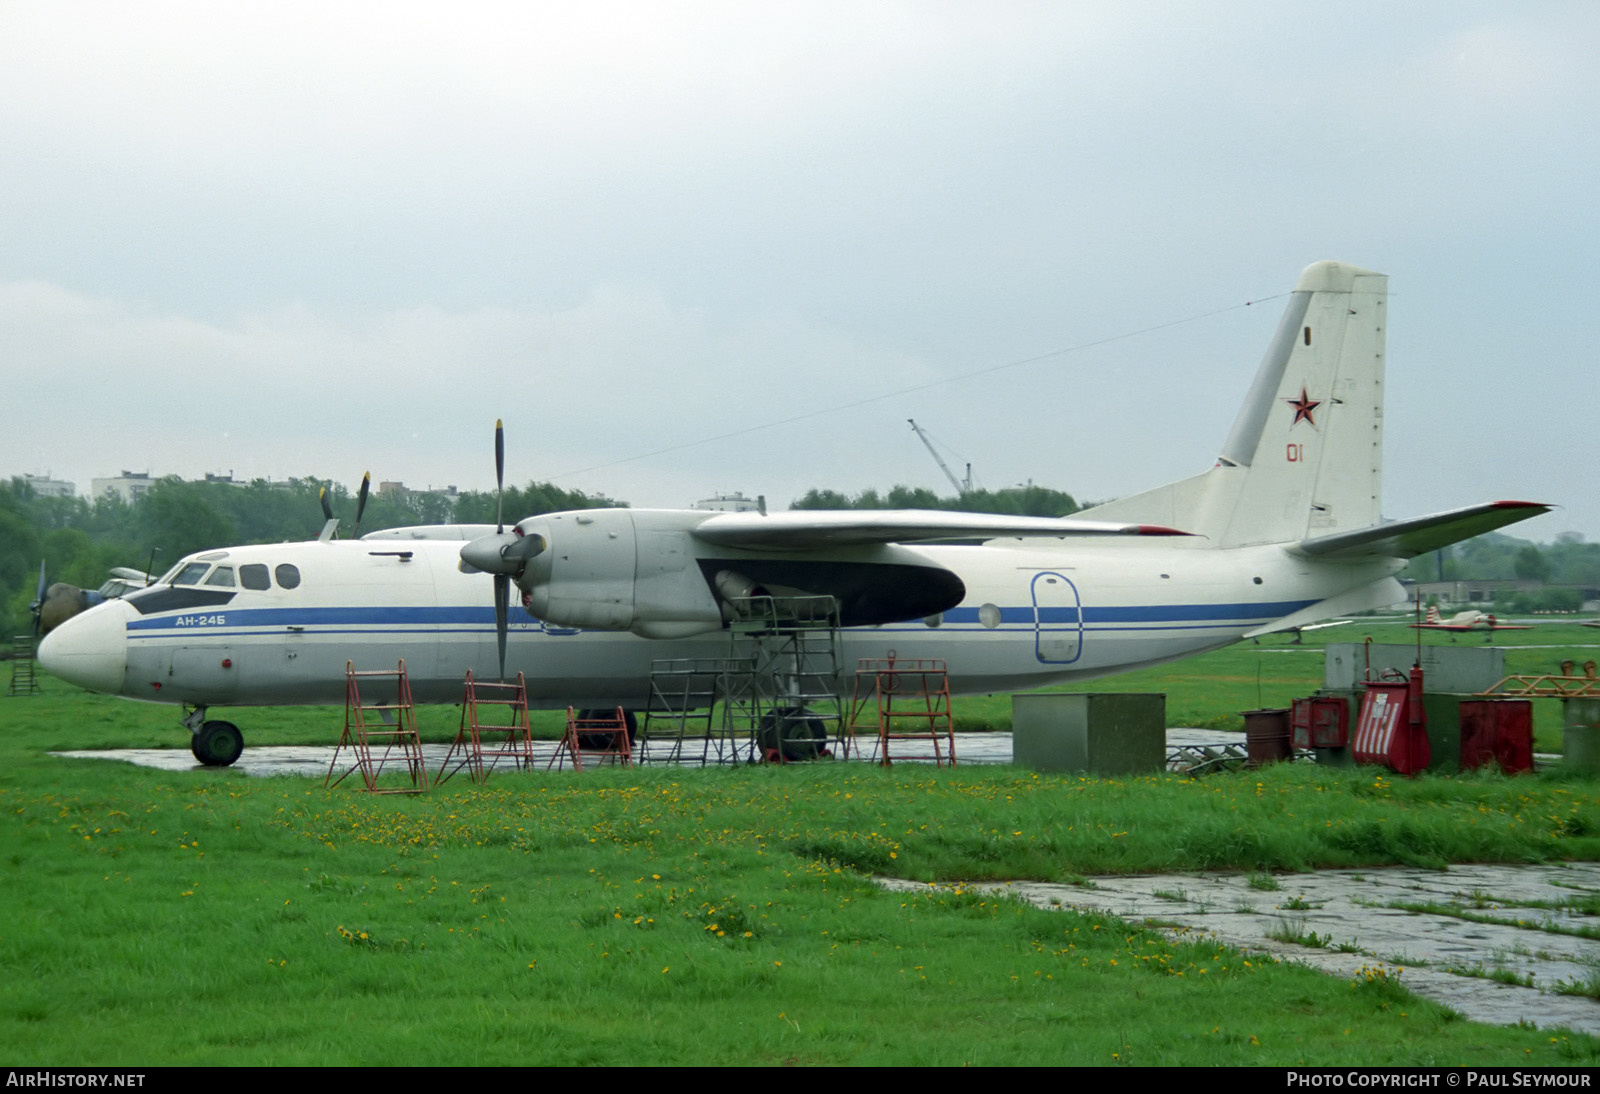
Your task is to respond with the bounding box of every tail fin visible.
[1079,261,1387,546]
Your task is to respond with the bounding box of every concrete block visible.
[1012,692,1164,776]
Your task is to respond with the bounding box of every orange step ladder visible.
[327,659,429,793]
[435,670,536,785]
[846,652,956,767]
[550,707,634,772]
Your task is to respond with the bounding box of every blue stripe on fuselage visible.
[941,599,1315,625]
[121,599,1315,637]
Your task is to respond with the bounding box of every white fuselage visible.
[42,535,1396,710]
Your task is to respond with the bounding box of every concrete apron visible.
[879,864,1600,1035]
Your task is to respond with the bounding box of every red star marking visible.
[1285,387,1321,427]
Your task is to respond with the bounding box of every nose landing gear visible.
[184,706,245,767]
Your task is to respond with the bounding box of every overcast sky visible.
[3,1,1595,541]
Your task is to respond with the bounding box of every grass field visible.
[4,620,1600,1065]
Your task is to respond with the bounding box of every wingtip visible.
[1136,525,1195,537]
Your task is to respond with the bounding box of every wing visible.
[1291,501,1550,560]
[691,509,1188,550]
[363,524,500,542]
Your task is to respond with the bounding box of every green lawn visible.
[3,623,1600,1066]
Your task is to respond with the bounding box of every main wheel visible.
[576,709,638,750]
[191,720,244,767]
[757,707,827,762]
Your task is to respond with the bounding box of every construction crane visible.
[907,419,972,496]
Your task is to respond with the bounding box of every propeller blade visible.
[319,487,334,523]
[494,573,509,681]
[495,419,505,535]
[353,473,371,539]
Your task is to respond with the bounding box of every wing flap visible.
[1290,501,1549,561]
[691,510,1189,550]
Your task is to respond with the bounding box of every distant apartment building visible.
[18,474,75,498]
[90,471,157,505]
[377,481,461,512]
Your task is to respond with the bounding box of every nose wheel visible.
[191,719,244,767]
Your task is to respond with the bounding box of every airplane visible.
[38,260,1551,767]
[1409,604,1533,639]
[33,567,155,636]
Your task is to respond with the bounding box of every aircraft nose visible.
[37,599,131,694]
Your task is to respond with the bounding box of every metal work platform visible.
[639,594,845,763]
[845,652,956,766]
[1479,661,1600,698]
[6,635,39,696]
[435,671,536,785]
[328,659,429,793]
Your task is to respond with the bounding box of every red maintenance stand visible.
[1353,665,1431,776]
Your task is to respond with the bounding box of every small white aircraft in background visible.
[1410,604,1533,638]
[40,261,1549,765]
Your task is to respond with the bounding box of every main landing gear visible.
[184,706,244,767]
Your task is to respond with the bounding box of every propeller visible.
[352,473,370,539]
[317,475,371,541]
[495,419,508,679]
[462,421,547,679]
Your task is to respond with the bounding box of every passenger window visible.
[240,564,271,591]
[204,566,236,588]
[275,563,302,589]
[172,562,211,586]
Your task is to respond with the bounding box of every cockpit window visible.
[172,562,211,586]
[240,564,271,591]
[275,563,301,589]
[204,566,236,588]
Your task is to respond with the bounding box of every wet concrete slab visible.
[52,727,1237,776]
[879,864,1600,1035]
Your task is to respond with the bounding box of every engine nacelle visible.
[503,508,967,638]
[514,510,724,638]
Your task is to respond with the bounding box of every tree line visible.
[4,475,1594,638]
[791,483,1082,517]
[0,476,618,636]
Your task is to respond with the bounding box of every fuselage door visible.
[1031,571,1083,664]
[167,645,239,702]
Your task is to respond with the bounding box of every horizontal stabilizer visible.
[692,510,1188,550]
[1290,501,1550,561]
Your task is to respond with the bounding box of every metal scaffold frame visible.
[733,594,844,763]
[7,635,39,697]
[328,659,429,793]
[639,657,761,764]
[1480,660,1600,698]
[638,594,846,764]
[435,670,535,785]
[845,651,957,766]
